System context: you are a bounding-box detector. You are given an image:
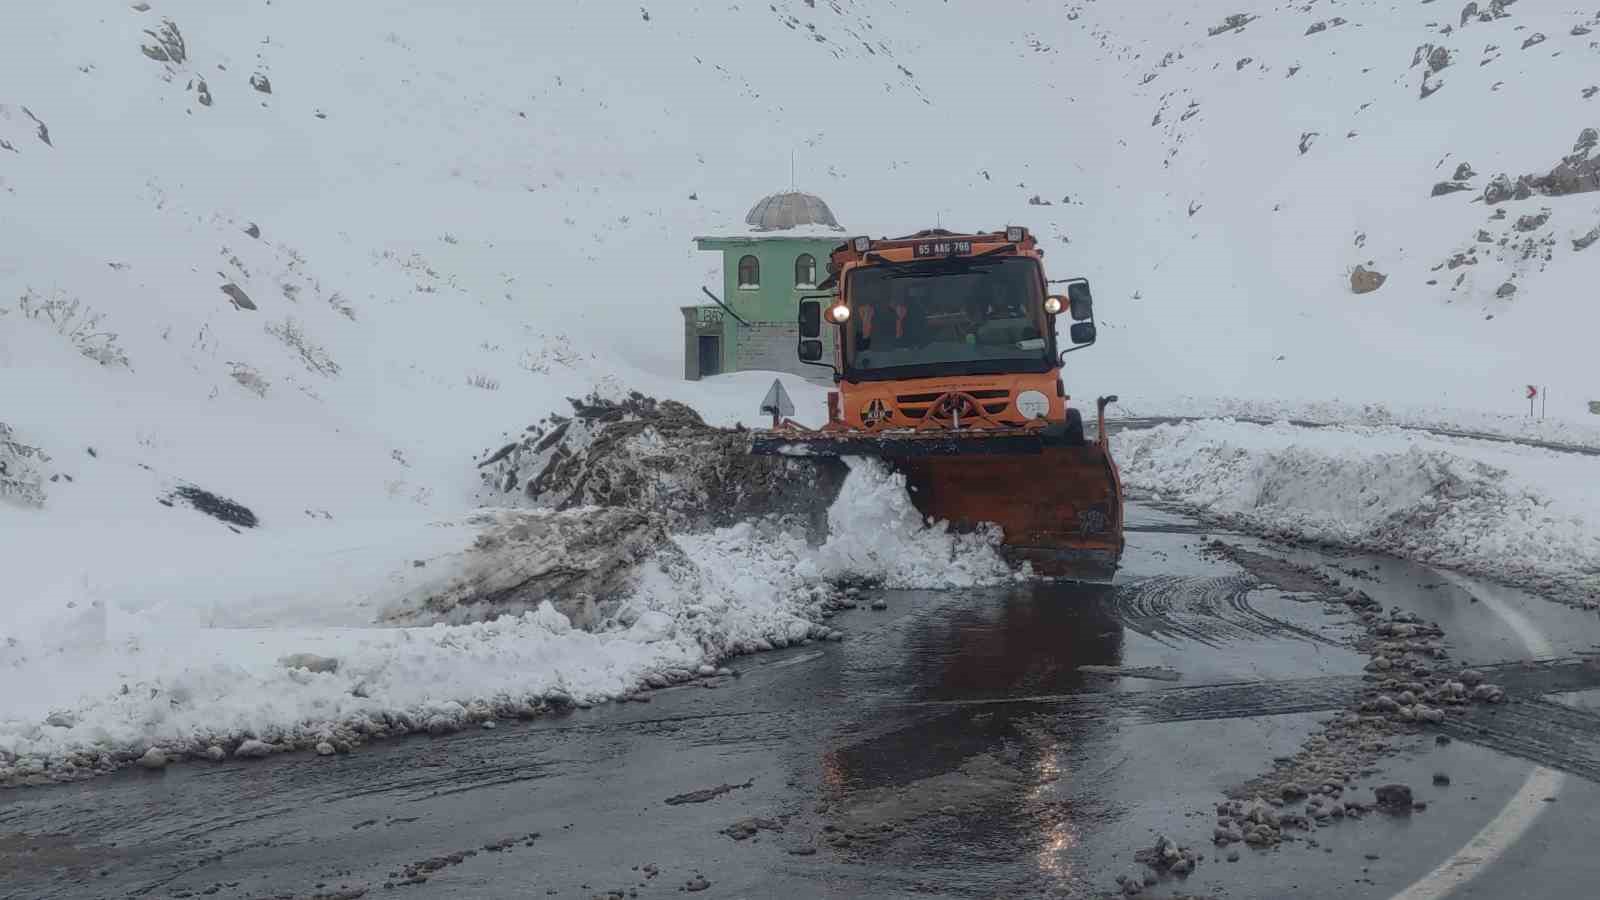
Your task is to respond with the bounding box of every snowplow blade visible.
[751,430,1124,580]
[898,444,1124,580]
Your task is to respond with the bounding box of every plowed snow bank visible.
[0,460,1009,785]
[1116,420,1600,602]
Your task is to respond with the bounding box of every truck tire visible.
[1064,408,1087,446]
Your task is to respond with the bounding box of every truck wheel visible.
[1064,408,1087,446]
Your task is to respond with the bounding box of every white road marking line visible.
[1389,572,1566,900]
[1389,766,1564,900]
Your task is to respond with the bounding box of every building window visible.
[737,255,760,290]
[795,253,816,288]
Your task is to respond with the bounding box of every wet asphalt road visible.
[5,502,1600,900]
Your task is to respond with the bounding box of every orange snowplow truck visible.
[750,227,1124,579]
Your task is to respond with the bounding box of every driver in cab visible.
[856,284,929,352]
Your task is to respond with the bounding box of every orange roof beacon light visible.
[751,227,1123,580]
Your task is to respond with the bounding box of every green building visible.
[683,192,846,381]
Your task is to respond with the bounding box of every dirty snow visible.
[0,461,1010,781]
[1115,420,1600,601]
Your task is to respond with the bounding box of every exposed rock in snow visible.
[1206,14,1256,37]
[221,282,256,311]
[316,741,336,755]
[280,652,340,674]
[204,745,225,761]
[1515,210,1552,232]
[137,747,168,769]
[0,422,50,508]
[1350,266,1387,294]
[140,18,186,65]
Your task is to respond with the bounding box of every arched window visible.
[794,253,817,288]
[737,255,760,289]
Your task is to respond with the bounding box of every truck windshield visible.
[842,256,1052,379]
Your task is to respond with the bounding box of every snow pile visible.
[478,392,848,536]
[800,460,1015,589]
[0,460,1010,784]
[1116,420,1600,601]
[1110,395,1600,453]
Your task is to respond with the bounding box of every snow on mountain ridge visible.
[4,0,1600,779]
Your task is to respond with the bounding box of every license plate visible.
[914,240,972,258]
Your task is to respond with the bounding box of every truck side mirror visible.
[1069,322,1097,345]
[798,339,825,361]
[798,301,822,339]
[1067,280,1094,321]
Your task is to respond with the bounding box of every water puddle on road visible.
[801,512,1377,896]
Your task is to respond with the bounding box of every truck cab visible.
[796,228,1098,440]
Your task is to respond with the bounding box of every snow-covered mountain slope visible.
[4,1,1599,521]
[4,1,1600,778]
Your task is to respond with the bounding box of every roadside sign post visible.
[760,379,795,429]
[1527,385,1538,418]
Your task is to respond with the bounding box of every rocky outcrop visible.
[0,422,50,508]
[1206,14,1256,36]
[140,19,186,65]
[1514,209,1551,232]
[1485,129,1600,204]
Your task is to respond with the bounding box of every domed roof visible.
[744,191,844,232]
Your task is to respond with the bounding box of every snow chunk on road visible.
[1116,420,1600,600]
[798,459,1014,589]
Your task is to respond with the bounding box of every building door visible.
[697,335,722,377]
